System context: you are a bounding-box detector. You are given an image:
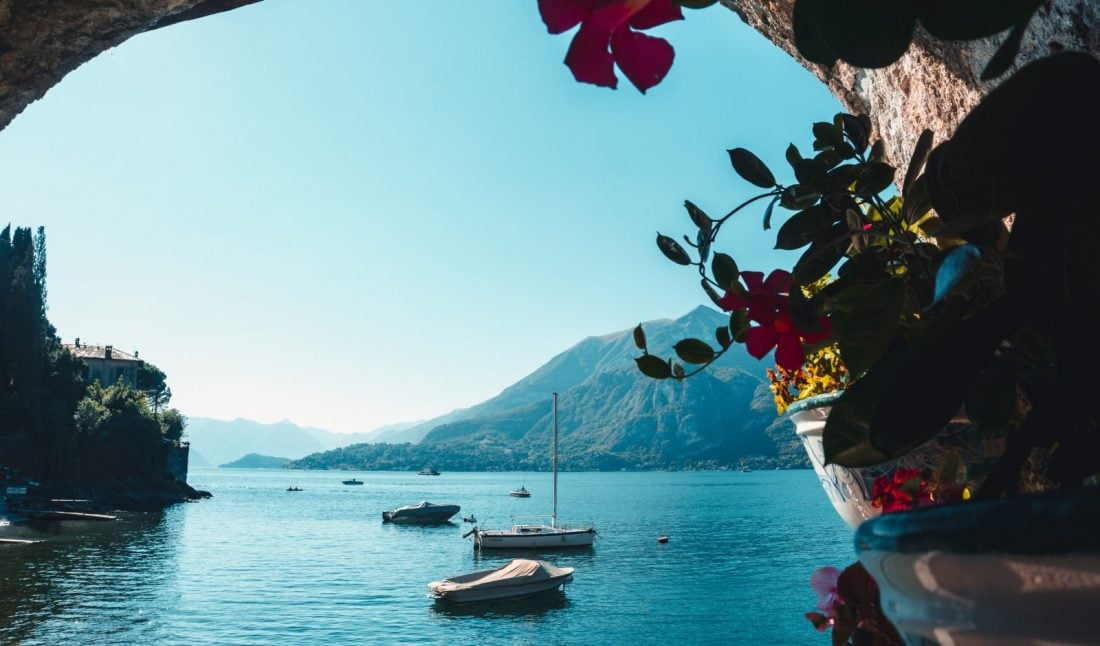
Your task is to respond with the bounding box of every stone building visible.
[64,338,142,388]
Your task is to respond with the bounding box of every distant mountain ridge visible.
[184,417,376,467]
[291,307,809,471]
[372,305,766,444]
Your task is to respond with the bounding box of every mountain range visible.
[288,306,809,471]
[186,306,809,471]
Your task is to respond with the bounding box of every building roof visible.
[64,344,141,363]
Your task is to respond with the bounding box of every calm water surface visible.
[1,469,854,644]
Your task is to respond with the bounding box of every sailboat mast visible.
[552,391,558,529]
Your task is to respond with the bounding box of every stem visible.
[712,191,782,238]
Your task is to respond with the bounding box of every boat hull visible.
[382,502,460,524]
[474,527,596,549]
[429,573,571,603]
[427,559,574,603]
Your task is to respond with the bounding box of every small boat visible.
[286,486,303,492]
[382,501,460,524]
[509,486,531,497]
[418,466,441,476]
[427,558,573,603]
[657,535,669,544]
[342,478,364,485]
[473,393,596,550]
[463,515,477,523]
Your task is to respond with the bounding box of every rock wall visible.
[722,0,1100,166]
[0,0,259,132]
[1,1,1098,168]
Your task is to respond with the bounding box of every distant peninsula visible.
[220,453,292,469]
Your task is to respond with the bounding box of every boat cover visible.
[432,559,571,593]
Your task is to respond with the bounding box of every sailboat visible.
[469,392,596,549]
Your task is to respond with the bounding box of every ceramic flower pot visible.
[788,392,877,529]
[788,392,994,530]
[854,490,1100,645]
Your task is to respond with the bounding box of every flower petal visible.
[775,332,805,371]
[740,271,765,292]
[629,0,683,29]
[565,24,618,88]
[763,269,792,293]
[718,290,749,312]
[539,0,598,34]
[745,325,778,359]
[610,28,674,93]
[811,566,841,598]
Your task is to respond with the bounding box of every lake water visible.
[1,469,855,644]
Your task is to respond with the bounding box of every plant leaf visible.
[904,129,934,197]
[780,184,822,211]
[684,200,712,234]
[792,0,838,67]
[701,279,723,308]
[813,0,917,69]
[786,143,803,170]
[711,253,739,291]
[762,194,780,230]
[715,326,732,349]
[635,354,672,379]
[775,205,828,250]
[834,279,907,378]
[674,338,716,364]
[677,0,719,8]
[632,324,647,351]
[855,162,896,195]
[727,148,777,188]
[656,233,692,266]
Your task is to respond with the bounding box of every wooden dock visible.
[11,509,117,521]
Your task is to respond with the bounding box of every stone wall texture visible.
[722,0,1100,167]
[1,1,1098,167]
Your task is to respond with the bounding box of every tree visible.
[137,361,172,415]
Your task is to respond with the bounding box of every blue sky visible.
[0,1,841,434]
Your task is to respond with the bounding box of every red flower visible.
[538,0,683,93]
[718,268,831,371]
[872,468,930,513]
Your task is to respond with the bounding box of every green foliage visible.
[0,223,184,496]
[643,112,945,387]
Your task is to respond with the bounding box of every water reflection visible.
[429,588,572,618]
[0,509,181,644]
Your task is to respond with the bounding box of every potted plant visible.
[627,15,1100,646]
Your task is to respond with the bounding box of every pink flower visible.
[538,0,683,93]
[718,269,830,371]
[811,566,843,618]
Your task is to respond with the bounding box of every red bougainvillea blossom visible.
[538,0,683,93]
[718,269,831,371]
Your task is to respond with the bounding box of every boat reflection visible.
[429,588,570,618]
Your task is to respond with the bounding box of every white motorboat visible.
[471,392,596,549]
[382,501,460,524]
[427,558,573,603]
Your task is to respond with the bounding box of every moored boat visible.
[342,478,364,485]
[418,466,441,476]
[427,558,573,603]
[509,486,531,497]
[382,501,460,524]
[471,392,596,550]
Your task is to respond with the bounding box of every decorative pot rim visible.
[854,489,1100,556]
[785,390,845,416]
